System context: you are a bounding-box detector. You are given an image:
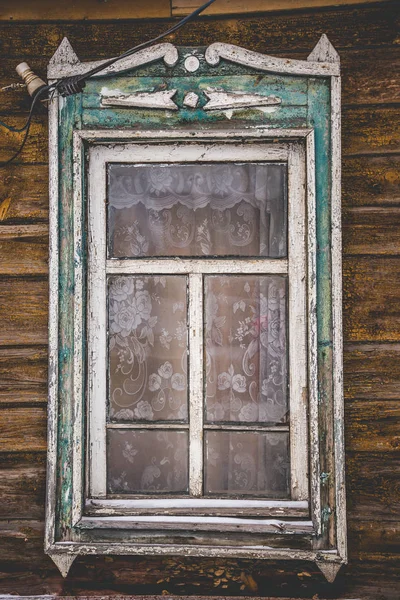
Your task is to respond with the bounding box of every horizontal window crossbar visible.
[106,423,289,431]
[85,498,309,518]
[106,258,288,275]
[78,515,313,534]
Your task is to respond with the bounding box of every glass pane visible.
[107,429,189,494]
[108,275,188,422]
[107,163,287,258]
[205,431,290,498]
[205,276,288,424]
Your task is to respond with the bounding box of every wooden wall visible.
[0,0,389,20]
[0,1,399,597]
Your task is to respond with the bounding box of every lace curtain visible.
[106,162,289,497]
[107,162,287,258]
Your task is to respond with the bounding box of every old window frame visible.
[85,136,311,514]
[45,39,346,582]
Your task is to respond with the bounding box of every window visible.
[46,39,346,583]
[88,140,308,511]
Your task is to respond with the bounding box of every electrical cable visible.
[0,0,216,167]
[0,85,50,167]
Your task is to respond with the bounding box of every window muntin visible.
[87,141,308,513]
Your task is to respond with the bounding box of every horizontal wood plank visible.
[0,4,399,60]
[343,257,400,342]
[0,0,170,21]
[0,164,48,224]
[342,155,400,207]
[0,116,47,164]
[343,207,400,255]
[172,0,391,17]
[345,400,400,453]
[0,455,46,519]
[344,343,400,400]
[0,346,47,405]
[0,278,48,345]
[346,452,400,520]
[0,407,47,452]
[0,0,389,20]
[341,46,400,106]
[348,519,400,557]
[342,105,400,156]
[0,224,48,275]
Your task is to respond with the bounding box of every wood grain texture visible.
[0,165,49,223]
[172,0,391,16]
[343,257,400,342]
[0,278,48,345]
[0,116,47,164]
[0,406,47,452]
[347,452,400,520]
[0,0,389,20]
[344,343,400,400]
[343,207,400,255]
[0,346,47,405]
[0,0,170,21]
[345,400,400,453]
[0,3,399,59]
[342,105,400,156]
[0,224,48,275]
[342,155,400,207]
[0,455,46,519]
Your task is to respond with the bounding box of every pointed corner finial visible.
[308,34,340,64]
[49,553,76,577]
[316,559,343,583]
[49,37,80,66]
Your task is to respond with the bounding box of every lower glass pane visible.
[107,429,189,494]
[204,431,290,498]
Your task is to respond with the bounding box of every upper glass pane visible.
[107,162,287,258]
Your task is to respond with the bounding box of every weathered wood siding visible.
[0,1,399,597]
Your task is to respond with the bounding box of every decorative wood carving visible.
[101,88,178,110]
[49,553,76,578]
[203,89,281,111]
[48,39,179,79]
[205,41,340,76]
[316,559,342,583]
[183,92,200,108]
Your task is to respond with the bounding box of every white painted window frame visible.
[76,129,316,526]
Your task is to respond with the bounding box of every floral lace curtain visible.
[107,163,287,258]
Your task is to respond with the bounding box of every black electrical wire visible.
[0,0,216,167]
[0,84,51,167]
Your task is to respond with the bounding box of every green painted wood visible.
[307,77,335,550]
[82,106,307,129]
[56,93,82,540]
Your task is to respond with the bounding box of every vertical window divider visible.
[188,272,204,497]
[88,147,108,498]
